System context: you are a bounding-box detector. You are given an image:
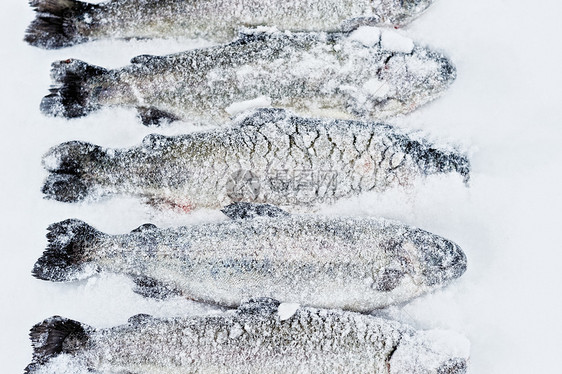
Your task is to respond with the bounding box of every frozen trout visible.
[26,299,469,374]
[42,109,469,208]
[33,202,467,311]
[39,27,455,125]
[25,0,436,49]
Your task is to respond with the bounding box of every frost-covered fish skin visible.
[25,0,436,49]
[32,203,467,311]
[42,109,469,207]
[26,299,469,374]
[39,27,455,125]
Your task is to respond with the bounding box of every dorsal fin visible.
[237,108,288,127]
[221,202,290,220]
[137,106,180,126]
[130,54,163,64]
[131,223,157,233]
[132,276,183,300]
[127,314,153,325]
[236,27,276,43]
[237,298,281,316]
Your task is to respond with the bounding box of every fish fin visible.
[32,219,103,282]
[236,107,288,125]
[144,197,195,213]
[340,17,383,33]
[41,58,107,118]
[237,298,281,316]
[221,202,290,220]
[42,140,106,202]
[127,314,154,325]
[24,0,98,49]
[131,223,158,233]
[42,173,90,203]
[132,276,183,300]
[137,106,180,126]
[130,54,164,65]
[402,141,471,183]
[25,316,92,373]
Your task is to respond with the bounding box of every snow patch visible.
[349,26,381,47]
[225,97,272,116]
[277,303,300,321]
[381,31,414,53]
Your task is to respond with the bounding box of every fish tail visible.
[25,316,92,373]
[41,58,107,118]
[42,140,106,202]
[407,141,471,183]
[425,148,471,183]
[32,219,104,282]
[25,0,98,49]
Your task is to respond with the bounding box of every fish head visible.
[406,228,467,288]
[375,46,456,115]
[389,329,470,373]
[373,226,465,294]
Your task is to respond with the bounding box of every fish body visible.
[26,299,469,374]
[40,28,455,124]
[33,203,467,311]
[25,0,436,49]
[42,109,469,207]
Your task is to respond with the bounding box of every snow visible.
[1,0,561,373]
[225,96,272,116]
[349,26,381,47]
[380,30,414,54]
[277,303,300,321]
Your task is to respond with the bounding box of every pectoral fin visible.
[237,298,281,316]
[221,202,290,220]
[132,276,183,300]
[137,106,180,126]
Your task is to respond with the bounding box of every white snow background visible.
[1,0,561,372]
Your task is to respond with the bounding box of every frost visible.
[225,96,272,116]
[381,31,414,53]
[277,303,300,320]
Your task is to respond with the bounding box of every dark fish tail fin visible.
[41,58,107,118]
[25,316,92,373]
[33,219,104,282]
[25,0,99,49]
[42,140,107,202]
[405,140,471,184]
